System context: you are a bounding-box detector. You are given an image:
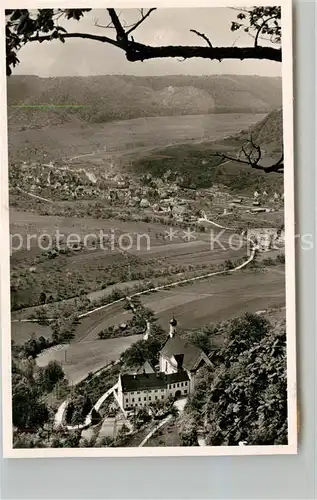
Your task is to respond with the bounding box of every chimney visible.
[169,316,177,338]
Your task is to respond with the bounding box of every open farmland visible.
[15,263,286,383]
[10,207,251,310]
[36,334,142,384]
[8,113,265,165]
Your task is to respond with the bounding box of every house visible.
[117,317,212,411]
[172,205,190,222]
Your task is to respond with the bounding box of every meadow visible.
[8,113,265,165]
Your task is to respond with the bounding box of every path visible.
[139,398,187,447]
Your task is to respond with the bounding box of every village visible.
[10,158,284,229]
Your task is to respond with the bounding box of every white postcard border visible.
[0,0,297,458]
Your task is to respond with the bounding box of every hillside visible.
[250,108,283,155]
[132,108,284,193]
[7,74,282,129]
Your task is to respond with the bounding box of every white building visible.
[117,317,212,411]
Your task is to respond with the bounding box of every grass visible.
[144,417,181,447]
[8,112,265,164]
[36,334,142,385]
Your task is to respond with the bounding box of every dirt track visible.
[77,265,285,342]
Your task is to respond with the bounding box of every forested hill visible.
[7,74,282,129]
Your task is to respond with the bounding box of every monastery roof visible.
[121,373,166,392]
[160,335,204,371]
[166,371,189,385]
[121,370,189,393]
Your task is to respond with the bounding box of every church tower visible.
[169,316,177,338]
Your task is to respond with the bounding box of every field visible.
[10,206,253,311]
[36,334,142,385]
[8,113,265,165]
[9,109,285,387]
[12,263,285,383]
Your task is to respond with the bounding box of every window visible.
[173,384,175,388]
[184,390,188,394]
[184,381,187,386]
[132,398,135,402]
[144,397,146,401]
[155,396,158,400]
[177,383,179,388]
[161,396,164,399]
[149,397,151,401]
[126,399,128,403]
[181,382,183,387]
[161,389,164,392]
[138,397,141,401]
[131,392,134,395]
[165,362,168,371]
[137,391,141,394]
[154,389,158,392]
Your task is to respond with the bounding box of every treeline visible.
[12,358,65,432]
[181,312,287,446]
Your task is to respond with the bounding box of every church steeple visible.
[169,315,177,338]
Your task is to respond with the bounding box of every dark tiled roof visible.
[166,371,189,385]
[160,335,203,371]
[121,372,167,392]
[124,360,155,376]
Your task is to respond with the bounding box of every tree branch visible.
[214,152,284,173]
[122,44,281,63]
[107,8,127,41]
[29,31,122,49]
[126,8,157,35]
[190,29,213,47]
[28,30,281,63]
[254,15,279,47]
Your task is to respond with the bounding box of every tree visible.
[185,317,287,446]
[41,361,65,392]
[36,306,50,326]
[66,394,93,426]
[180,416,199,446]
[115,423,130,445]
[5,7,283,174]
[209,312,271,364]
[12,381,49,430]
[39,291,47,305]
[120,333,163,368]
[5,7,281,77]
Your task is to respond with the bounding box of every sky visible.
[13,8,281,78]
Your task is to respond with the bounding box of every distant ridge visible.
[7,74,282,129]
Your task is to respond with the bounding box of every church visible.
[117,316,212,412]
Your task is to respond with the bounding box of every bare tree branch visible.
[27,30,282,62]
[214,150,284,173]
[94,17,114,29]
[126,8,156,35]
[107,8,127,41]
[29,31,122,49]
[190,29,213,47]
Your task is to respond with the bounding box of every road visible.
[77,265,285,340]
[34,263,285,384]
